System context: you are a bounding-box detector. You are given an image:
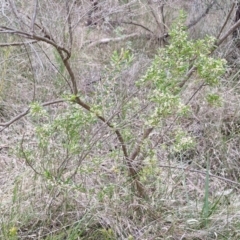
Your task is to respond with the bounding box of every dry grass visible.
[1,1,240,240]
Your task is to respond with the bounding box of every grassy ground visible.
[1,1,240,239]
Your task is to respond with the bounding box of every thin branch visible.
[122,21,154,34]
[0,26,70,58]
[0,99,65,131]
[20,133,43,176]
[21,38,37,101]
[73,96,129,158]
[37,42,73,92]
[187,0,217,29]
[178,70,194,89]
[185,83,207,105]
[0,40,37,47]
[26,14,52,40]
[129,128,154,166]
[160,3,166,34]
[86,33,139,48]
[31,0,38,34]
[147,0,162,30]
[8,0,29,29]
[216,2,235,40]
[57,49,77,94]
[0,109,30,129]
[65,0,74,53]
[158,165,240,187]
[69,110,122,179]
[178,17,240,89]
[127,127,154,198]
[217,17,240,47]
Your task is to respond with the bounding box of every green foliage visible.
[97,184,115,201]
[200,155,224,230]
[25,103,99,181]
[13,12,229,239]
[173,129,195,153]
[137,11,226,128]
[139,154,161,182]
[30,102,48,118]
[206,93,222,106]
[110,48,134,72]
[53,48,65,75]
[25,12,227,194]
[0,46,13,99]
[53,48,67,90]
[133,11,226,168]
[97,228,116,240]
[35,104,96,155]
[8,227,18,239]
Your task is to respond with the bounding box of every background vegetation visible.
[1,0,240,239]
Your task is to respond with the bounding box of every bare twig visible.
[0,40,37,47]
[65,0,73,53]
[21,38,37,101]
[86,33,139,48]
[217,18,240,47]
[147,0,162,31]
[31,0,38,34]
[129,128,154,167]
[185,83,207,105]
[158,165,240,187]
[8,0,28,29]
[0,4,149,198]
[216,2,235,40]
[0,108,30,129]
[37,42,73,91]
[122,21,154,34]
[0,99,65,131]
[57,49,77,93]
[0,26,70,58]
[160,3,166,34]
[178,17,240,89]
[20,133,43,176]
[127,127,154,198]
[26,14,52,40]
[187,0,217,29]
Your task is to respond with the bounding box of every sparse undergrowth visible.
[1,1,240,240]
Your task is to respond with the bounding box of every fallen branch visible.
[86,33,139,48]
